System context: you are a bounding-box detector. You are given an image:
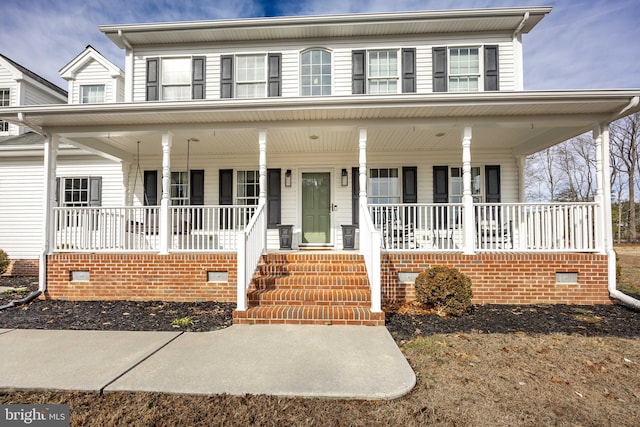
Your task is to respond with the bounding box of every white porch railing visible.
[170,205,257,251]
[236,201,266,311]
[475,202,598,252]
[360,200,381,312]
[368,203,464,251]
[367,202,599,253]
[53,206,160,252]
[53,205,257,252]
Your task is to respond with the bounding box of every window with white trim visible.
[236,170,259,205]
[161,58,191,101]
[448,47,480,92]
[369,168,400,204]
[170,171,189,205]
[301,49,331,96]
[81,85,105,104]
[62,177,90,207]
[236,55,266,98]
[368,51,398,94]
[450,167,481,203]
[0,89,9,132]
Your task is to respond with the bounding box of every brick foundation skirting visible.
[382,252,612,305]
[46,253,237,302]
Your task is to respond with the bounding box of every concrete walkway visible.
[0,325,415,400]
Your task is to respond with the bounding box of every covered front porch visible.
[2,91,636,312]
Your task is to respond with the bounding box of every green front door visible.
[302,172,331,244]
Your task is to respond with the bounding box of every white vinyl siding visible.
[71,59,118,104]
[130,35,516,101]
[0,157,123,259]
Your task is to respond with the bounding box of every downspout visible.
[603,98,640,310]
[513,12,530,38]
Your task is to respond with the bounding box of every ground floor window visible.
[171,171,189,205]
[237,170,259,205]
[450,167,481,203]
[369,168,400,204]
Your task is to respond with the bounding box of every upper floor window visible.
[162,58,191,101]
[146,56,206,101]
[448,48,480,92]
[301,49,331,96]
[352,49,415,95]
[220,54,281,99]
[368,51,398,94]
[236,55,266,98]
[81,85,105,104]
[433,45,499,93]
[0,89,9,132]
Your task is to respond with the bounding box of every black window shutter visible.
[146,58,159,101]
[220,55,234,99]
[219,169,233,229]
[432,47,447,93]
[192,56,206,99]
[267,169,281,228]
[351,167,359,226]
[267,53,282,97]
[143,171,158,206]
[401,48,416,93]
[352,50,366,94]
[402,166,418,203]
[484,45,499,91]
[190,170,205,205]
[433,166,448,203]
[89,177,102,207]
[55,177,60,207]
[190,170,205,229]
[485,165,501,203]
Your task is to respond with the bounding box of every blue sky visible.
[1,0,639,91]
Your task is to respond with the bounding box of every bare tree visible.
[610,112,640,241]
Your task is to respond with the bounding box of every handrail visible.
[359,199,381,312]
[236,201,266,311]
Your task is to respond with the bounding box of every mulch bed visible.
[1,276,638,339]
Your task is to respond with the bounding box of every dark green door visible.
[302,172,331,244]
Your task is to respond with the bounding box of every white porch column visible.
[358,128,367,205]
[39,134,58,293]
[462,127,475,255]
[258,130,267,204]
[600,124,614,253]
[159,132,172,254]
[593,126,606,253]
[517,156,526,202]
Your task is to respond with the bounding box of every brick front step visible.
[252,274,369,288]
[248,288,371,307]
[233,305,385,326]
[234,252,383,326]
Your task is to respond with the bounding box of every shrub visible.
[0,249,9,275]
[414,266,473,316]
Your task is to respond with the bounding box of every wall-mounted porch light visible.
[285,169,292,187]
[341,168,348,187]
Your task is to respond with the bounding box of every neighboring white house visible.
[1,7,639,323]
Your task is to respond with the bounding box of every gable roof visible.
[101,7,550,48]
[0,53,67,98]
[59,45,124,80]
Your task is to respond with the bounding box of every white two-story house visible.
[1,7,639,324]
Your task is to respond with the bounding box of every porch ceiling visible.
[1,91,639,158]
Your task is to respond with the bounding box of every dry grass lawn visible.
[616,244,640,296]
[2,333,639,426]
